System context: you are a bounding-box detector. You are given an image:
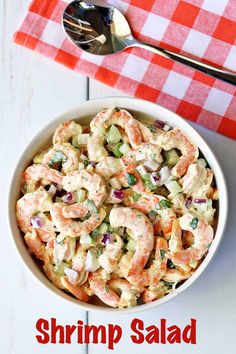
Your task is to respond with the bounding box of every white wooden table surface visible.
[1,1,236,353]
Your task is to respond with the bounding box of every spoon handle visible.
[134,42,236,85]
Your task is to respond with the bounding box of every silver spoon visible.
[62,0,236,85]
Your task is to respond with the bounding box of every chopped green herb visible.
[190,217,198,230]
[142,174,155,191]
[160,249,166,260]
[126,173,137,186]
[105,284,109,293]
[130,192,141,202]
[84,160,89,167]
[163,280,175,288]
[167,259,176,269]
[114,107,120,112]
[207,242,212,249]
[96,245,103,257]
[147,125,157,133]
[48,151,67,168]
[57,237,66,245]
[157,199,172,209]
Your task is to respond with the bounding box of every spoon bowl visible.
[62,0,236,84]
[63,0,135,55]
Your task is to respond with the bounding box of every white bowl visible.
[7,97,228,314]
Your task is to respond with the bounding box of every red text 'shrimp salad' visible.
[16,107,218,308]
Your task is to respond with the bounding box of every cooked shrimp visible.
[109,207,154,278]
[24,230,45,260]
[95,157,122,180]
[141,281,168,303]
[62,202,88,218]
[91,108,143,148]
[123,191,176,237]
[53,120,82,145]
[22,164,63,193]
[42,143,79,174]
[98,234,123,273]
[124,143,163,164]
[127,237,168,288]
[16,186,53,235]
[62,170,107,207]
[156,127,199,177]
[61,276,89,302]
[87,135,108,162]
[50,203,106,237]
[89,271,120,308]
[170,213,214,266]
[162,269,191,283]
[182,163,207,195]
[109,279,140,308]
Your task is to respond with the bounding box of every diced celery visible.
[72,135,79,148]
[112,142,123,157]
[55,197,62,203]
[33,151,45,164]
[106,125,122,144]
[126,239,135,251]
[77,134,90,145]
[77,189,87,202]
[119,142,131,155]
[165,180,182,198]
[85,200,98,214]
[165,149,180,168]
[109,177,122,190]
[54,262,68,275]
[98,223,108,234]
[142,174,155,191]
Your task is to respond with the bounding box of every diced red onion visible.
[160,166,170,182]
[30,216,43,229]
[112,189,124,200]
[83,127,90,134]
[101,233,114,245]
[154,119,171,131]
[144,159,160,172]
[89,161,96,167]
[62,192,74,203]
[185,196,193,209]
[81,148,88,157]
[193,198,207,204]
[48,184,57,197]
[150,172,160,185]
[154,119,165,129]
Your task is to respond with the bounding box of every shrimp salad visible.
[16,107,218,308]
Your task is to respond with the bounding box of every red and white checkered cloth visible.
[14,0,236,139]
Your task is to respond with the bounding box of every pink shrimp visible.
[62,202,88,218]
[127,237,168,288]
[157,127,199,177]
[62,170,107,207]
[61,277,89,302]
[90,108,143,148]
[123,190,176,237]
[50,203,106,237]
[24,230,45,260]
[169,213,214,266]
[22,164,63,194]
[109,207,154,278]
[53,120,82,145]
[89,271,120,308]
[16,186,55,239]
[42,143,79,174]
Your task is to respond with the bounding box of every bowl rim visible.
[7,96,228,314]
